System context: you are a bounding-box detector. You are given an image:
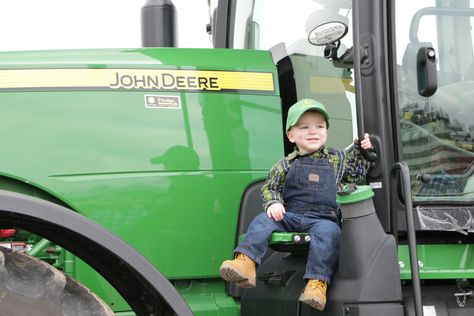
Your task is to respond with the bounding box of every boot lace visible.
[308,280,327,293]
[236,253,250,261]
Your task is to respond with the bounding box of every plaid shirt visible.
[261,145,372,211]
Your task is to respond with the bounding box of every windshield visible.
[228,0,355,149]
[395,1,474,203]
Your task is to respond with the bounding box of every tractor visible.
[0,0,473,315]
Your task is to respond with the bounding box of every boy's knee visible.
[246,212,279,232]
[253,212,275,225]
[310,221,340,239]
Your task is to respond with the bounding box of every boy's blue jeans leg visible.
[234,211,341,283]
[304,214,341,283]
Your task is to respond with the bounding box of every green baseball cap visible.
[286,99,329,131]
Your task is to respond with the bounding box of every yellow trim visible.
[310,76,354,94]
[0,69,275,92]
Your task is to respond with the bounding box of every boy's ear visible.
[286,130,296,143]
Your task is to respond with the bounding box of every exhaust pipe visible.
[141,0,177,47]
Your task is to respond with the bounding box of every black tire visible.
[0,247,114,316]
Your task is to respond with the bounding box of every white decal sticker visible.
[145,95,181,109]
[370,182,382,189]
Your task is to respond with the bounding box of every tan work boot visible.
[219,253,256,288]
[299,279,327,311]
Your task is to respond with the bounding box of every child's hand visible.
[354,133,373,150]
[266,203,286,221]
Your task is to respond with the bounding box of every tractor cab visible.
[212,0,474,314]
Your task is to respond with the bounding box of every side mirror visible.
[308,21,348,46]
[416,47,437,97]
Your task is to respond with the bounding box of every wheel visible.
[0,247,114,316]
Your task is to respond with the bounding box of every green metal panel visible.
[399,244,474,279]
[0,47,282,313]
[0,91,280,277]
[0,47,276,71]
[178,279,240,316]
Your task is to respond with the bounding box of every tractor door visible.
[394,1,474,212]
[357,0,474,313]
[394,0,474,304]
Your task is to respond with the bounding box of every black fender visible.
[0,189,193,316]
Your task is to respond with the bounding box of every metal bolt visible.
[305,235,311,242]
[293,235,301,242]
[399,261,405,269]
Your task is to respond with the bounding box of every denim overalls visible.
[235,156,341,283]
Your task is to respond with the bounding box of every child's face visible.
[287,111,328,154]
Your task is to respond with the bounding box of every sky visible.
[0,0,213,51]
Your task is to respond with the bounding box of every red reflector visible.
[0,229,17,238]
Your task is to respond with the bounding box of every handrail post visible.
[391,162,424,316]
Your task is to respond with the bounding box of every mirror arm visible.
[326,46,369,69]
[323,40,341,60]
